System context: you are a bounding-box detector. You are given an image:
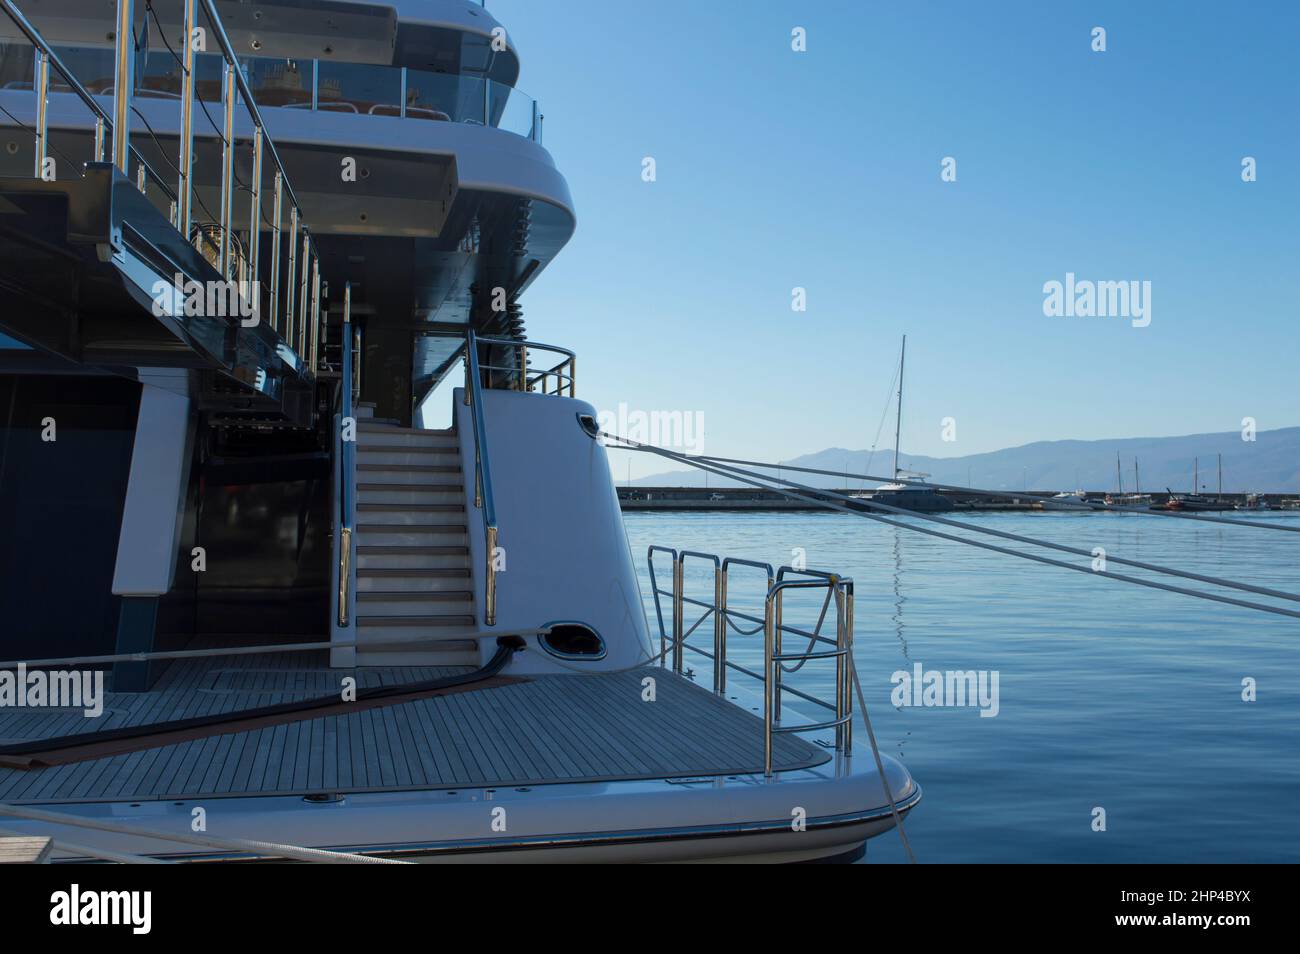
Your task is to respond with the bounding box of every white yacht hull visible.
[2,676,919,865]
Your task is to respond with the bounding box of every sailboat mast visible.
[1116,453,1122,494]
[1218,453,1222,499]
[1134,458,1140,495]
[892,336,906,481]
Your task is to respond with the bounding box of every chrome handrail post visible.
[842,580,854,751]
[285,207,298,344]
[713,562,727,693]
[463,343,472,406]
[93,117,106,162]
[298,231,311,355]
[671,554,684,673]
[219,59,236,277]
[177,0,197,236]
[474,449,483,508]
[834,581,846,751]
[309,256,321,373]
[484,525,498,626]
[268,172,282,332]
[352,323,362,401]
[33,48,47,178]
[248,126,263,307]
[518,343,528,392]
[111,0,134,175]
[338,526,351,625]
[763,586,776,777]
[773,586,784,721]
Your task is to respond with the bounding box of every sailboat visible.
[1163,455,1232,511]
[1105,455,1151,508]
[862,337,954,513]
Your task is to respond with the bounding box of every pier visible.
[618,487,1299,512]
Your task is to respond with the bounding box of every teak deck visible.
[0,652,828,803]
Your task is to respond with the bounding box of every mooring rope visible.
[849,656,917,864]
[693,452,1300,532]
[0,824,174,864]
[700,458,1300,605]
[603,432,1300,621]
[0,803,410,863]
[0,627,553,671]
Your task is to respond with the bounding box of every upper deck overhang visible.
[0,87,575,276]
[0,85,574,417]
[0,1,520,84]
[348,0,521,82]
[0,164,316,424]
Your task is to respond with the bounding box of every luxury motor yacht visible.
[0,0,917,862]
[1040,491,1087,511]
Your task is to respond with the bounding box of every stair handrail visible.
[337,282,356,627]
[464,328,499,626]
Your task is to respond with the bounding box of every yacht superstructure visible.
[0,0,917,862]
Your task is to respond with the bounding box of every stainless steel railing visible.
[475,335,576,397]
[192,0,322,351]
[647,547,855,776]
[0,0,327,373]
[0,1,176,201]
[463,328,500,626]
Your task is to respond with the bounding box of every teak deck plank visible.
[0,656,828,803]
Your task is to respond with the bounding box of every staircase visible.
[352,404,478,666]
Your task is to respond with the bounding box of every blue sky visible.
[488,0,1299,478]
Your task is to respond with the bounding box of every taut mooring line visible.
[694,452,1300,533]
[603,433,1300,622]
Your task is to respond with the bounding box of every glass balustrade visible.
[0,41,541,143]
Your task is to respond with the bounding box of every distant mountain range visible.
[629,427,1300,493]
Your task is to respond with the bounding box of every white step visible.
[356,526,468,548]
[356,593,474,617]
[357,569,471,593]
[357,616,477,637]
[355,404,375,419]
[356,485,464,506]
[356,460,462,480]
[355,618,480,667]
[356,503,465,526]
[358,449,461,470]
[357,546,470,571]
[358,426,458,450]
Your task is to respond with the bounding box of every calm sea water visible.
[622,509,1300,864]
